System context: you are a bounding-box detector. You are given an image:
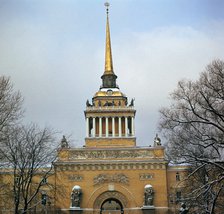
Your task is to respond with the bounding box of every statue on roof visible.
[86,99,91,107]
[129,98,134,106]
[61,135,69,148]
[153,134,161,147]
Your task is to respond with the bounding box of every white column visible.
[118,117,122,137]
[92,117,96,137]
[106,117,109,137]
[99,117,102,137]
[112,117,115,137]
[131,117,135,136]
[86,117,89,137]
[125,117,128,137]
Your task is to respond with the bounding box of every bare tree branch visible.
[159,59,224,213]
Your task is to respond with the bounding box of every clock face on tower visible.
[107,89,113,95]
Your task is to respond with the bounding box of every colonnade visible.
[86,116,135,138]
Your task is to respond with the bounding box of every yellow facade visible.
[53,146,187,214]
[54,147,169,213]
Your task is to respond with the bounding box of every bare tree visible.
[0,76,58,213]
[0,124,58,214]
[159,59,224,214]
[0,76,23,135]
[0,76,24,206]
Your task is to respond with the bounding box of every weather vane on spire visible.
[104,2,110,14]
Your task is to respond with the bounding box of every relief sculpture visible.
[94,173,129,185]
[69,149,153,160]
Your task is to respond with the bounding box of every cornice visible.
[54,161,167,171]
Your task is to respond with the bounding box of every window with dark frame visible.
[41,177,48,184]
[176,191,182,202]
[176,172,180,181]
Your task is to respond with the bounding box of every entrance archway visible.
[100,198,124,214]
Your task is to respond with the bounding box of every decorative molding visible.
[68,174,83,181]
[69,150,154,160]
[56,162,166,172]
[139,173,154,180]
[86,106,135,111]
[94,173,129,185]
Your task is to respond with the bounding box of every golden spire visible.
[104,2,114,75]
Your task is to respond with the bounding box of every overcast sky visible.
[1,0,224,147]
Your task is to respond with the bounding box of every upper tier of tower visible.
[84,3,136,148]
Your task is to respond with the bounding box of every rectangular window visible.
[176,172,180,181]
[41,177,48,184]
[176,191,182,202]
[15,176,20,185]
[41,193,47,205]
[169,194,174,204]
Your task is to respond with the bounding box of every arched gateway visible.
[93,191,127,214]
[100,198,123,214]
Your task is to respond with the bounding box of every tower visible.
[84,3,136,148]
[54,4,173,214]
